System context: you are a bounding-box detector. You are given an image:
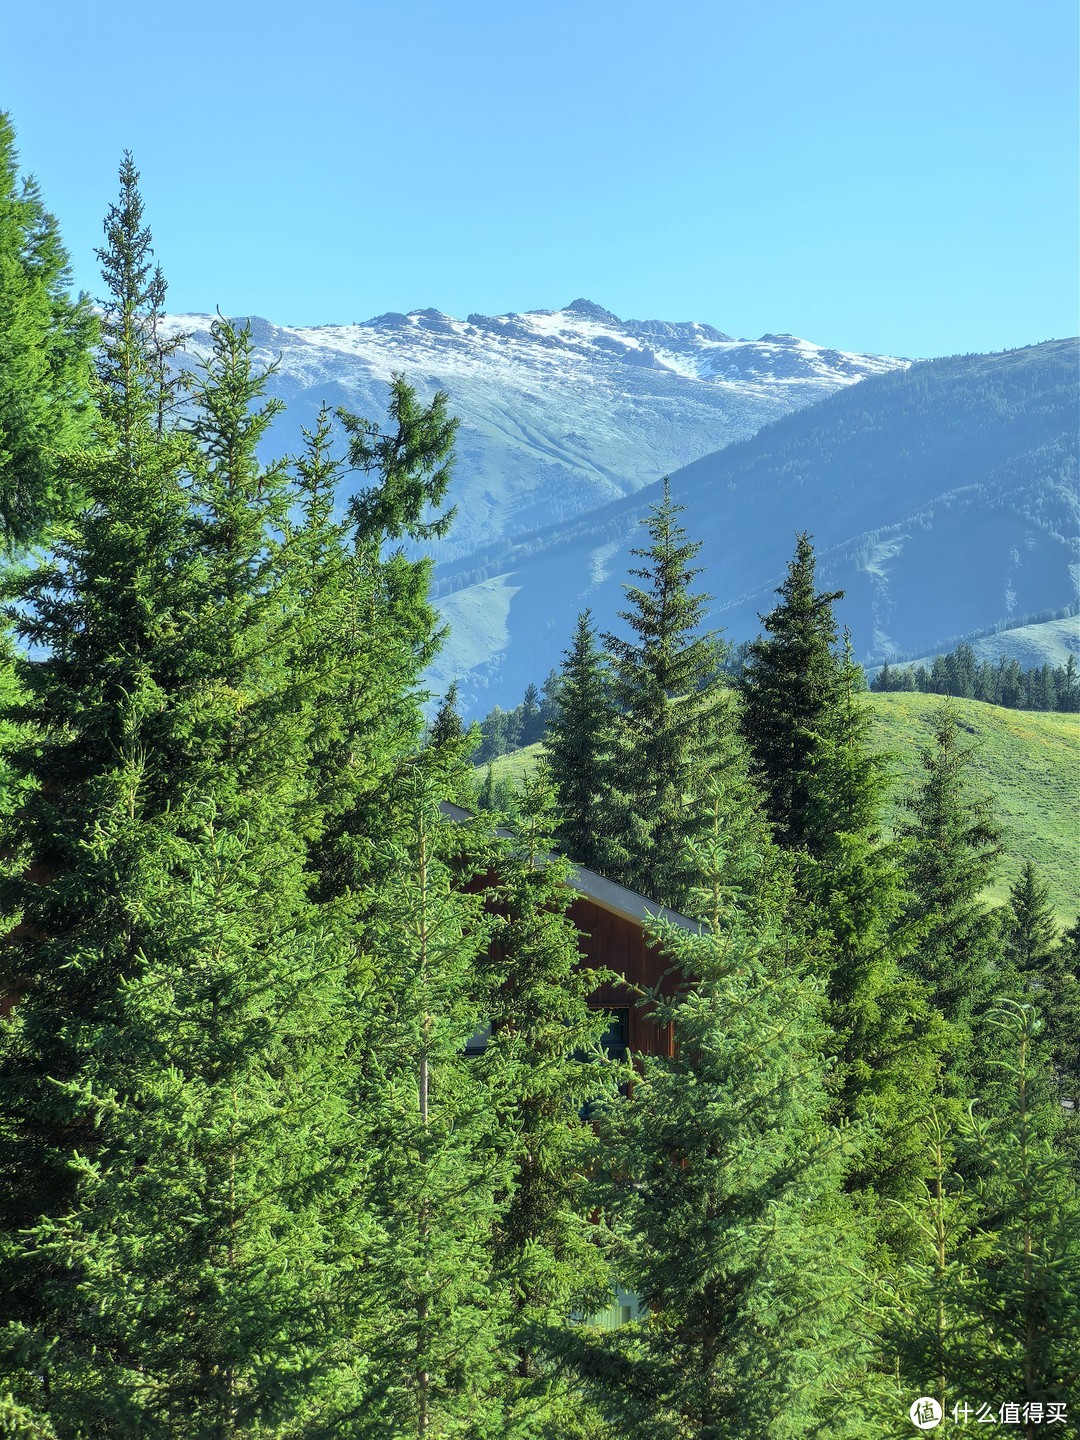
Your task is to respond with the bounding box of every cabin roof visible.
[439,801,705,936]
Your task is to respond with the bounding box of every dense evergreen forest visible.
[871,643,1079,712]
[0,119,1078,1438]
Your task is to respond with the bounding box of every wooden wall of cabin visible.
[566,897,677,1059]
[451,866,680,1060]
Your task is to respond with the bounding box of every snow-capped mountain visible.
[162,298,907,561]
[156,304,1076,716]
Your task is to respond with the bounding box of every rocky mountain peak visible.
[562,298,622,324]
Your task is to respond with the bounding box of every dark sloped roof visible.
[439,801,705,936]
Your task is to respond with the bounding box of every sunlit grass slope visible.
[867,693,1078,920]
[475,694,1079,922]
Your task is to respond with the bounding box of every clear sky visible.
[3,0,1076,358]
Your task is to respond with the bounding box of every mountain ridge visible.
[158,305,1076,714]
[429,338,1078,709]
[160,299,907,563]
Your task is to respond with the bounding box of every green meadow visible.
[477,692,1080,921]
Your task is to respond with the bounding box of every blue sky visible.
[4,0,1076,358]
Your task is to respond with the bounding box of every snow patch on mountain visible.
[159,300,907,560]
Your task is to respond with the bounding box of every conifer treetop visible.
[95,152,187,442]
[340,375,458,543]
[605,476,717,701]
[0,110,96,548]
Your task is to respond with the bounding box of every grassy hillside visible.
[868,693,1078,919]
[476,694,1079,922]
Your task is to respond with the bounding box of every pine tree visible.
[871,1107,980,1427]
[898,703,1008,1094]
[518,682,542,746]
[304,375,460,903]
[801,642,946,1219]
[280,372,518,1432]
[738,532,845,855]
[349,774,506,1438]
[1005,861,1059,983]
[426,683,480,810]
[741,567,945,1230]
[870,662,893,693]
[279,402,356,839]
[569,801,868,1439]
[544,609,612,873]
[1060,654,1078,711]
[1031,917,1080,1175]
[479,775,614,1436]
[476,764,518,820]
[430,682,465,751]
[339,375,457,544]
[476,705,510,763]
[879,1008,1080,1426]
[0,156,199,1329]
[0,112,96,548]
[1048,919,1080,1110]
[95,154,188,448]
[539,667,562,731]
[0,174,364,1434]
[600,478,725,910]
[959,1005,1080,1416]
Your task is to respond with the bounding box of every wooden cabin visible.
[440,802,704,1057]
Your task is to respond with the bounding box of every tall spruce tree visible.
[879,1007,1080,1426]
[800,642,946,1222]
[430,682,465,751]
[544,609,612,872]
[0,156,196,1425]
[1049,917,1080,1099]
[898,703,1008,1093]
[0,154,197,1292]
[518,682,543,746]
[539,667,562,730]
[1045,918,1080,1173]
[95,154,189,450]
[280,402,356,841]
[305,377,460,903]
[347,774,506,1439]
[956,1005,1079,1417]
[479,775,613,1437]
[476,761,519,819]
[738,532,845,855]
[276,394,447,869]
[599,478,725,910]
[279,379,514,1432]
[1004,861,1059,984]
[742,554,944,1225]
[427,682,479,807]
[0,171,366,1434]
[866,1106,980,1432]
[570,797,868,1440]
[0,112,96,549]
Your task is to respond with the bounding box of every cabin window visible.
[464,1021,491,1056]
[575,1008,630,1065]
[578,1008,631,1118]
[597,1008,629,1061]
